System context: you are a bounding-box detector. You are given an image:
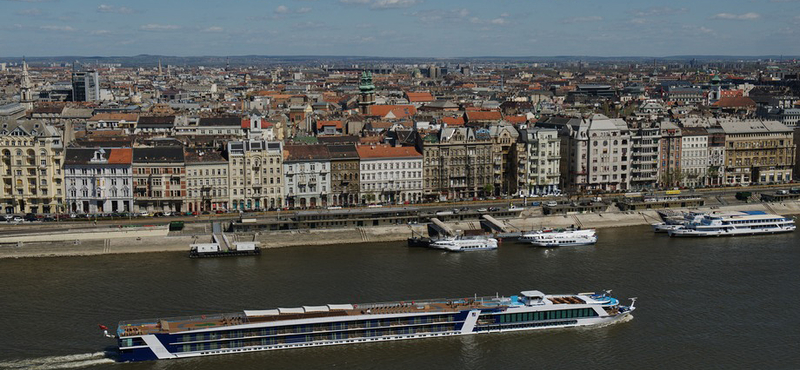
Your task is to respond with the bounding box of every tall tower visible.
[20,58,34,110]
[708,74,722,105]
[358,71,375,115]
[158,59,163,75]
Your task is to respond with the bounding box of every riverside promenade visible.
[1,198,799,259]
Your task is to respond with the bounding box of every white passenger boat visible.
[667,211,796,237]
[430,236,498,252]
[523,229,597,247]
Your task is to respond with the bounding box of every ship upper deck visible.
[117,292,603,337]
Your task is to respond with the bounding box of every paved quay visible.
[1,199,799,259]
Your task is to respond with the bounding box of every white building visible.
[680,127,709,188]
[584,114,632,192]
[518,128,561,195]
[64,148,133,214]
[356,145,423,204]
[283,144,330,208]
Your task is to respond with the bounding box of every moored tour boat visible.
[521,229,597,247]
[667,211,796,237]
[430,236,498,252]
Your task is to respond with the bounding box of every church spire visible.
[20,57,33,111]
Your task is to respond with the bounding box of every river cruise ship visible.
[667,211,796,237]
[430,236,498,251]
[110,290,636,362]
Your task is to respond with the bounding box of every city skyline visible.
[2,0,800,58]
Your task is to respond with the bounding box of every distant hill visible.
[2,54,798,68]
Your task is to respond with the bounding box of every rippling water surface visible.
[0,226,798,369]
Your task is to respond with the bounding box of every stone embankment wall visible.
[2,201,799,258]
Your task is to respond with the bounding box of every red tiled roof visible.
[466,111,503,121]
[370,105,417,119]
[406,91,435,103]
[356,144,421,159]
[441,116,465,126]
[88,113,138,121]
[107,148,133,164]
[317,120,343,130]
[505,115,528,124]
[719,90,743,98]
[713,97,756,108]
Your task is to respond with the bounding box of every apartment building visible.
[518,128,561,196]
[64,148,133,213]
[0,120,64,214]
[422,127,493,201]
[328,144,360,206]
[629,121,661,190]
[357,145,422,204]
[132,147,186,213]
[720,120,794,185]
[680,127,709,188]
[185,149,228,212]
[228,140,284,210]
[584,115,632,192]
[284,144,330,208]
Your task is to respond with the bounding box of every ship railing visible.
[119,312,247,331]
[355,296,503,311]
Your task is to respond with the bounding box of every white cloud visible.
[97,4,134,13]
[140,24,181,31]
[40,25,75,31]
[339,0,371,4]
[15,8,41,16]
[489,18,507,25]
[370,0,420,9]
[411,8,469,24]
[561,16,602,24]
[275,5,289,14]
[203,26,224,32]
[297,7,312,13]
[90,29,111,35]
[711,12,760,20]
[631,7,687,17]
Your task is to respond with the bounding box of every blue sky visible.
[1,0,799,57]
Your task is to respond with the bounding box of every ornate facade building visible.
[227,140,283,211]
[422,127,493,201]
[64,148,133,213]
[720,120,795,185]
[283,144,330,208]
[328,144,360,206]
[132,147,186,213]
[0,120,64,214]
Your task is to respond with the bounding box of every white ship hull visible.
[430,237,498,252]
[668,225,796,237]
[154,311,633,360]
[530,239,597,247]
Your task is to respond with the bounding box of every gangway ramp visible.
[481,215,510,233]
[428,218,455,237]
[212,233,232,251]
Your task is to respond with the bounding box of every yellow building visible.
[0,120,64,214]
[720,120,795,185]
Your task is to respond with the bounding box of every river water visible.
[0,226,798,370]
